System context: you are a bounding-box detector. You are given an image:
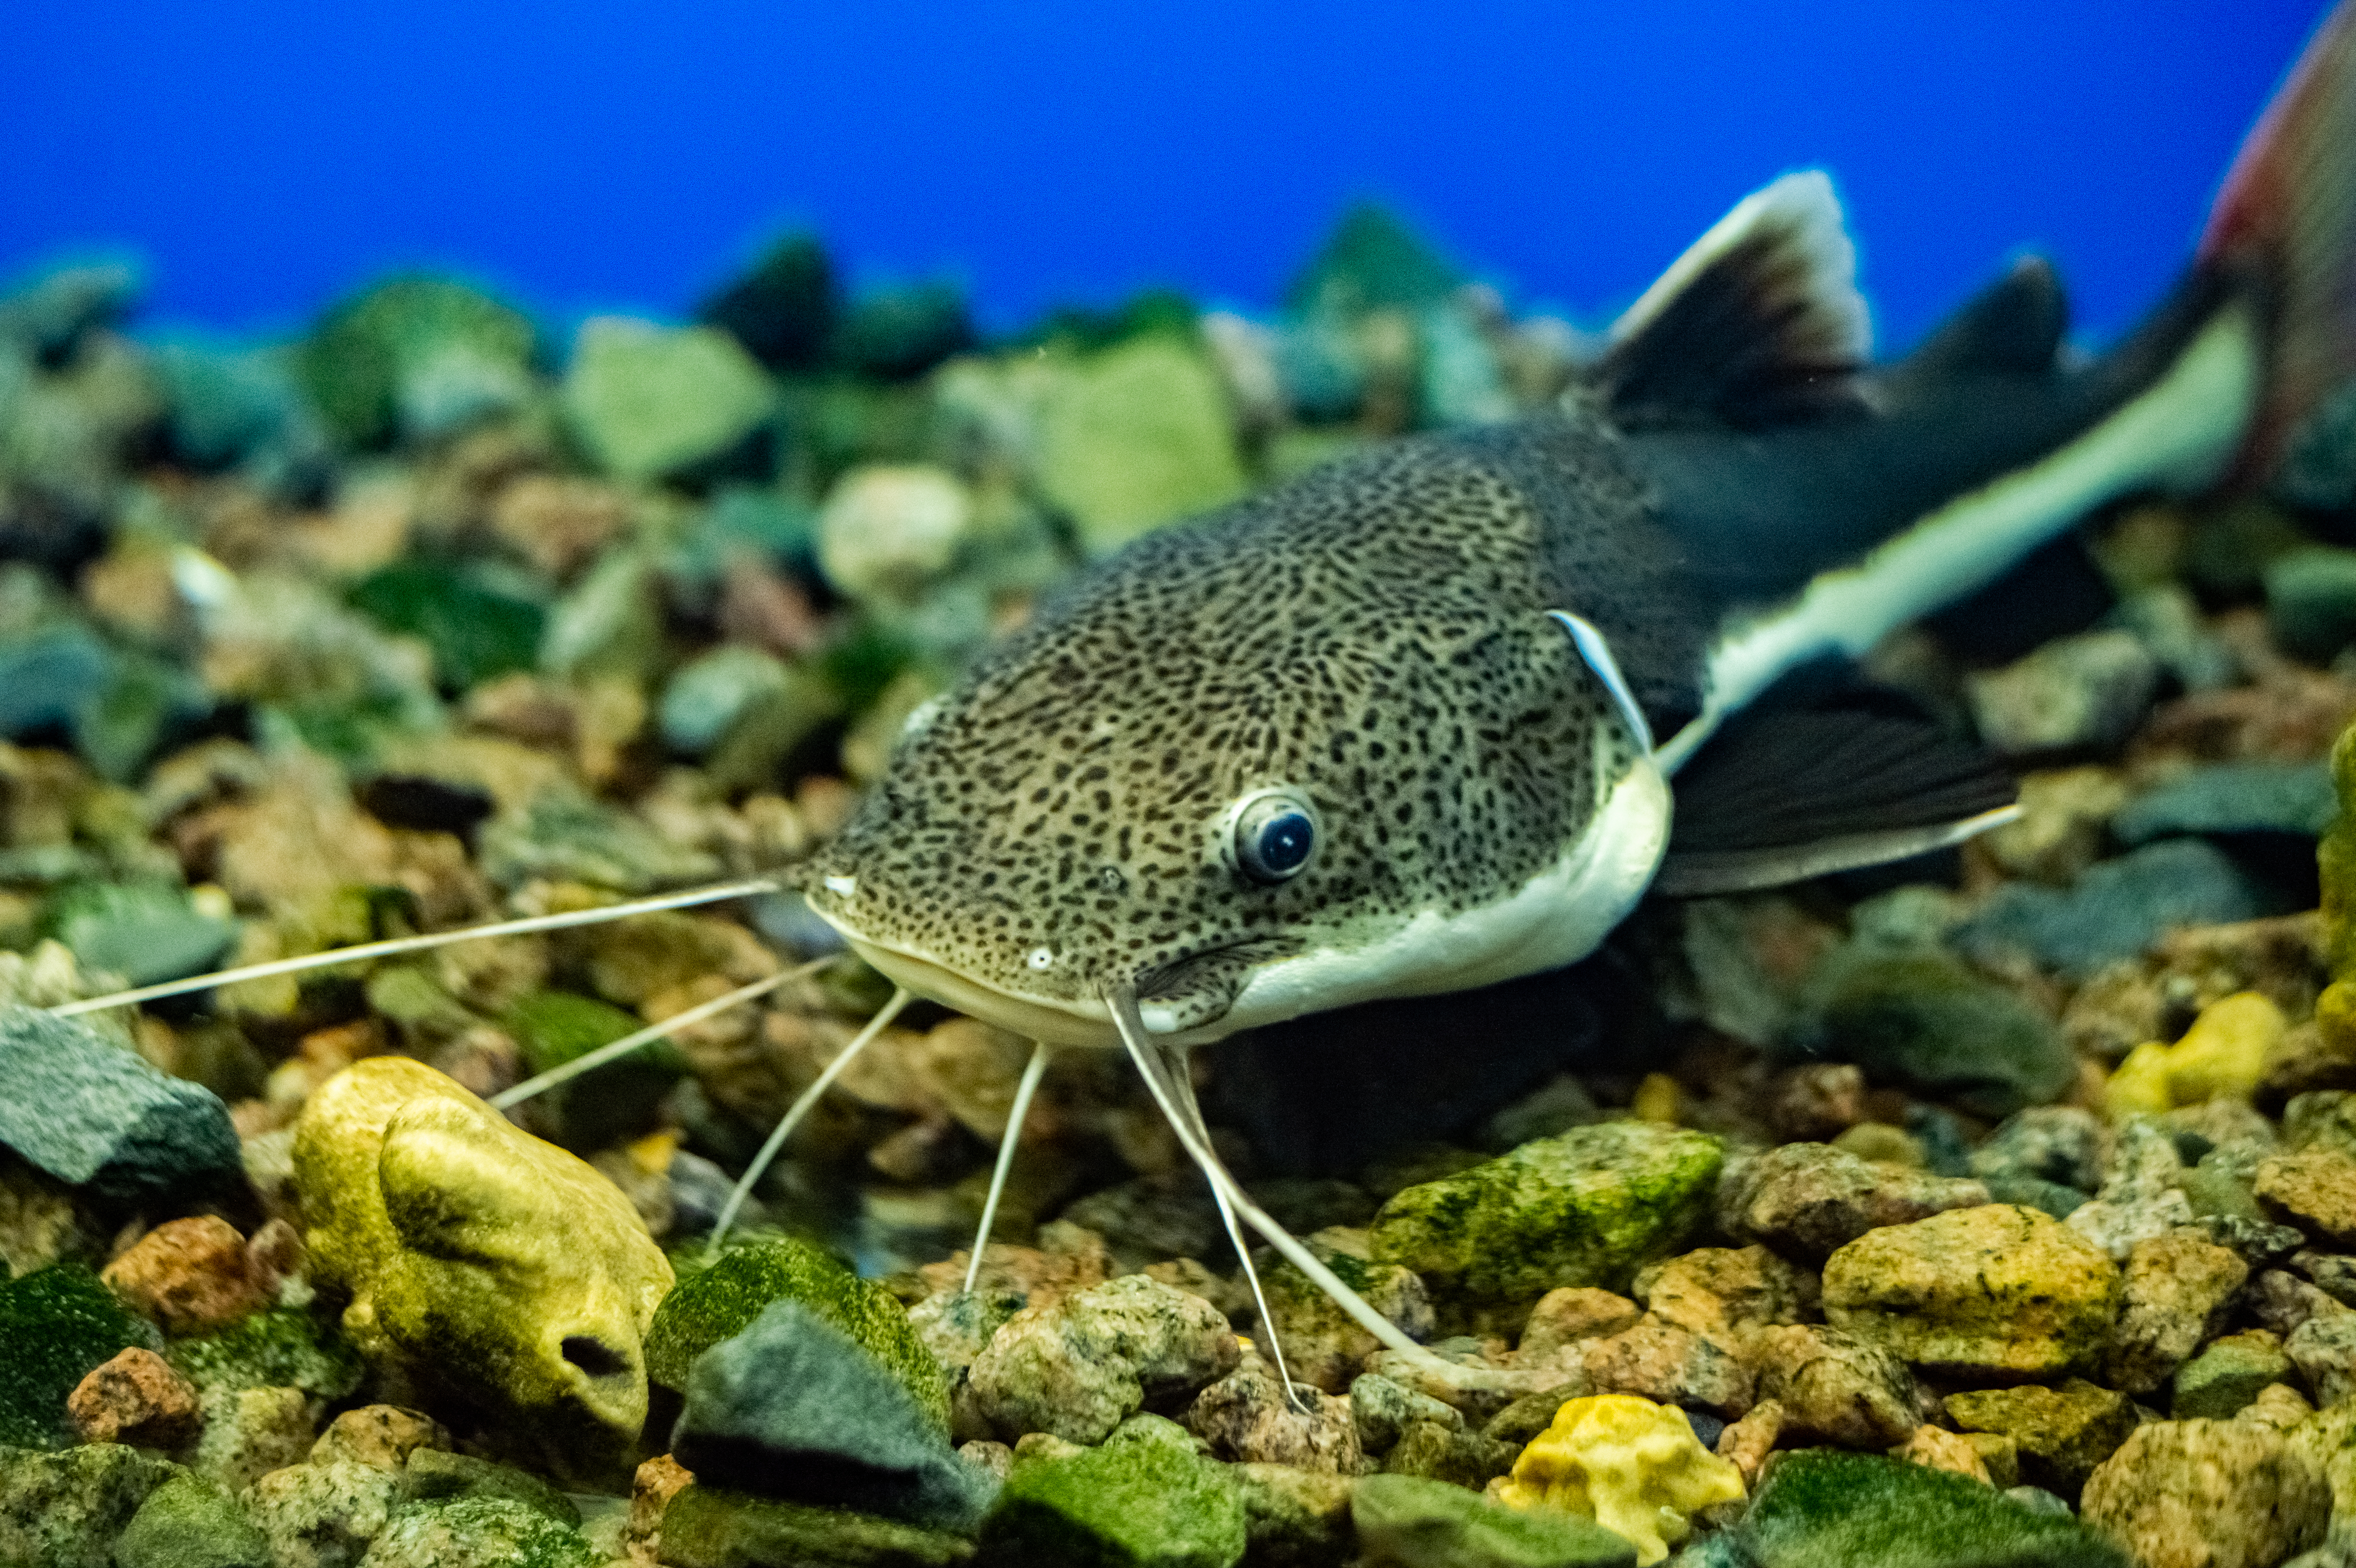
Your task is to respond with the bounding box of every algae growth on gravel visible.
[6,193,2356,1567]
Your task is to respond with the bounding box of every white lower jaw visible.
[818,753,1673,1050]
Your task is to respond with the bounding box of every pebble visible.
[980,1415,1247,1568]
[2106,991,2288,1118]
[188,1385,314,1494]
[1368,1123,1721,1337]
[1033,336,1251,554]
[0,1260,158,1449]
[652,1483,975,1568]
[1794,947,2077,1117]
[301,278,534,448]
[2173,1328,2292,1417]
[1353,1373,1466,1456]
[1381,1417,1521,1490]
[1712,1400,1783,1488]
[244,1457,404,1568]
[0,1003,243,1205]
[1517,1288,1642,1366]
[560,318,776,483]
[2252,1268,2350,1335]
[655,644,794,756]
[113,1471,271,1568]
[671,1300,994,1530]
[1768,1062,1869,1142]
[1727,1448,2128,1568]
[1490,1394,1743,1566]
[1231,1462,1356,1568]
[0,1443,189,1568]
[2113,759,2338,843]
[2289,1310,2356,1406]
[1749,1325,1920,1449]
[1185,1344,1361,1472]
[308,1405,446,1472]
[102,1216,268,1337]
[400,1448,579,1525]
[2259,1149,2356,1245]
[351,1495,599,1568]
[1579,1318,1753,1418]
[1719,1141,1990,1262]
[2066,1118,2200,1262]
[815,464,975,609]
[1943,1379,2136,1500]
[647,1232,948,1426]
[2105,1230,2250,1394]
[967,1273,1239,1444]
[1965,629,2160,755]
[293,1057,674,1491]
[66,1345,201,1448]
[2269,546,2356,663]
[1955,838,2272,981]
[1632,1246,1818,1337]
[1971,1105,2105,1192]
[1252,1229,1435,1392]
[1889,1424,1994,1484]
[1353,1473,1633,1568]
[2081,1417,2330,1568]
[1822,1204,2122,1380]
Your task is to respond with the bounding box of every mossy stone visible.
[661,1484,975,1568]
[1368,1123,1723,1336]
[115,1473,270,1568]
[981,1423,1246,1568]
[348,561,546,691]
[1797,948,2075,1118]
[300,278,539,451]
[0,1261,158,1448]
[2172,1332,2293,1419]
[648,1234,949,1432]
[1350,1472,1634,1568]
[361,1494,600,1568]
[1731,1449,2128,1567]
[503,989,686,1151]
[561,318,777,483]
[165,1305,365,1401]
[0,1442,188,1568]
[402,1448,580,1528]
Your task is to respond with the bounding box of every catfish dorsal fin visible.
[1595,170,1872,429]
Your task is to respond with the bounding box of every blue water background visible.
[0,0,2330,350]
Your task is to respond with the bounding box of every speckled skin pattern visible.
[805,411,1680,1035]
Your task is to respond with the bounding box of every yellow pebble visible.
[1631,1074,1681,1124]
[1492,1393,1746,1565]
[2104,991,2286,1116]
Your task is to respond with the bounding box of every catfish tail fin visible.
[2202,0,2356,480]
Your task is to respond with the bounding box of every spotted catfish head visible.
[801,441,1670,1048]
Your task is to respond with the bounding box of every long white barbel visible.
[961,1040,1053,1294]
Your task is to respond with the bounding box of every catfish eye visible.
[1230,789,1319,884]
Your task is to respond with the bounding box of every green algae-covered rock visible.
[354,1495,600,1568]
[300,278,538,450]
[166,1305,365,1402]
[2173,1330,2292,1418]
[1230,1463,1355,1568]
[1822,1206,2121,1381]
[649,1234,950,1433]
[503,988,685,1152]
[660,1484,975,1568]
[114,1472,270,1568]
[1034,337,1248,554]
[348,560,547,691]
[0,1442,187,1568]
[0,1261,158,1448]
[402,1449,580,1528]
[980,1421,1246,1568]
[1796,949,2075,1118]
[1350,1472,1634,1568]
[561,318,776,483]
[1369,1123,1722,1336]
[1943,1379,2137,1500]
[1726,1449,2127,1568]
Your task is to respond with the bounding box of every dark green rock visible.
[1287,204,1462,315]
[673,1301,992,1531]
[0,1442,185,1568]
[349,560,546,691]
[2267,546,2356,664]
[0,1263,157,1448]
[359,1494,599,1568]
[1793,948,2075,1119]
[1348,1473,1634,1568]
[1978,1174,2088,1220]
[0,1003,243,1205]
[300,277,538,450]
[504,989,685,1151]
[402,1448,581,1527]
[1380,1419,1519,1491]
[2171,1332,2293,1418]
[41,879,235,988]
[476,792,722,894]
[114,1473,270,1568]
[165,1305,365,1401]
[831,281,975,381]
[981,1421,1246,1568]
[648,1234,950,1432]
[1367,1122,1722,1336]
[0,623,112,739]
[702,233,843,373]
[2112,760,2337,843]
[1729,1449,2129,1568]
[1954,839,2275,981]
[661,1484,975,1567]
[1230,1463,1355,1568]
[1943,1379,2136,1500]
